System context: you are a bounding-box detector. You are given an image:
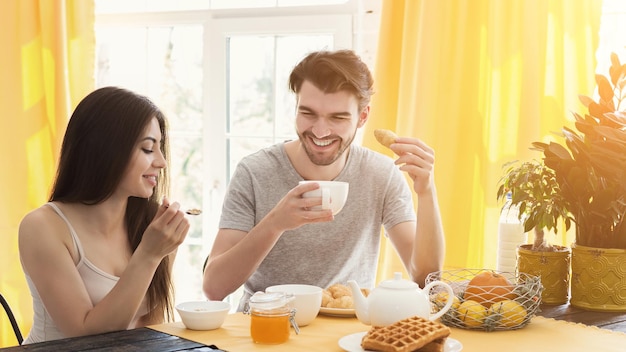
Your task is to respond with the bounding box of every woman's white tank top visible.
[23,202,149,344]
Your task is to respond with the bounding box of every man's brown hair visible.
[288,49,374,111]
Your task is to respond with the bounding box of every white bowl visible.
[175,300,230,330]
[266,284,323,327]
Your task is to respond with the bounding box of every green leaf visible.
[596,74,614,103]
[546,142,573,160]
[578,94,594,108]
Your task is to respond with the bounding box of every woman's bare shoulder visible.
[21,203,57,227]
[19,203,69,243]
[19,203,78,274]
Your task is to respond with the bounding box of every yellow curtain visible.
[0,0,94,346]
[365,0,602,281]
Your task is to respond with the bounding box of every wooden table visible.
[3,302,626,351]
[538,303,626,333]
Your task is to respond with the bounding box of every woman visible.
[18,87,190,343]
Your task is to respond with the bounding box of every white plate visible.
[338,331,462,352]
[319,307,356,317]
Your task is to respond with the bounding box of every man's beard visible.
[298,129,357,166]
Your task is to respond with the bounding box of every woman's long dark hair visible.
[50,86,174,322]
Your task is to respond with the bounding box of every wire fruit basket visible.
[426,268,542,331]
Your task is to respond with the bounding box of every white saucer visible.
[338,331,462,352]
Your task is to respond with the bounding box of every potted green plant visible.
[500,52,626,310]
[497,160,571,304]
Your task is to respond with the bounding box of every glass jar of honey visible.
[246,291,299,344]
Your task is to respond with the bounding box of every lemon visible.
[457,299,487,327]
[488,299,528,328]
[433,291,461,310]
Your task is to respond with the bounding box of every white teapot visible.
[348,272,454,327]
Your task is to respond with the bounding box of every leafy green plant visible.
[497,160,571,251]
[499,52,626,250]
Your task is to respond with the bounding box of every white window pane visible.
[226,33,334,154]
[274,35,334,136]
[228,36,276,136]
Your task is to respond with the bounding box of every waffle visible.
[360,316,451,352]
[414,338,445,352]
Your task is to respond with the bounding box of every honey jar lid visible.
[249,291,294,310]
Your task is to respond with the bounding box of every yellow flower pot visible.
[517,244,570,304]
[570,243,626,311]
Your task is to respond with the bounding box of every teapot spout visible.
[347,280,370,325]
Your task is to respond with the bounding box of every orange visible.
[464,271,516,308]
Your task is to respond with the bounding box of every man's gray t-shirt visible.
[218,143,416,309]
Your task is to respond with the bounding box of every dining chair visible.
[0,293,23,345]
[203,255,209,273]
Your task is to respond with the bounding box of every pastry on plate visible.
[321,283,369,309]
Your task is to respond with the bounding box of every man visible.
[203,49,445,310]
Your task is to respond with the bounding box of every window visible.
[95,0,381,307]
[597,0,626,74]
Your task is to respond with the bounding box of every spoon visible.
[185,209,202,216]
[164,204,202,215]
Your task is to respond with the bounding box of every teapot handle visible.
[423,280,454,321]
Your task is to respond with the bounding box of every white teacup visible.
[266,284,323,327]
[299,180,349,215]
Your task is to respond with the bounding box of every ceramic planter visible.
[570,243,626,311]
[517,244,570,304]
